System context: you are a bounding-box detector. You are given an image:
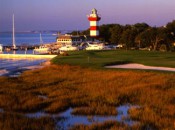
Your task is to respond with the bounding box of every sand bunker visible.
[106,63,175,72]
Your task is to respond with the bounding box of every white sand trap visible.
[106,63,175,72]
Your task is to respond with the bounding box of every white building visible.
[56,34,84,45]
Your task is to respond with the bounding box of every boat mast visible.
[40,33,43,44]
[12,14,16,49]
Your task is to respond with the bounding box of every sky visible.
[0,0,175,32]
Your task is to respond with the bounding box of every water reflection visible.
[3,50,34,54]
[26,104,139,130]
[0,58,46,77]
[38,95,48,99]
[0,108,4,113]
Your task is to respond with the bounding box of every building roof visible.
[57,35,86,40]
[57,35,72,39]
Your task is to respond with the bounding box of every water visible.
[0,54,46,77]
[0,32,57,46]
[25,104,139,130]
[3,49,34,54]
[0,108,4,113]
[0,32,57,76]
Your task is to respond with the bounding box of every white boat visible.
[33,33,50,54]
[52,33,58,36]
[0,44,3,53]
[85,42,104,50]
[34,45,50,54]
[11,14,18,50]
[59,45,79,51]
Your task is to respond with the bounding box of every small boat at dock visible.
[34,45,51,54]
[33,33,51,54]
[59,45,79,51]
[85,42,104,50]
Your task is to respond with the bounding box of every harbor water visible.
[0,32,57,46]
[0,55,46,77]
[0,32,57,77]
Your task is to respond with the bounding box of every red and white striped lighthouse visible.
[88,8,101,38]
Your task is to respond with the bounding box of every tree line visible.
[73,20,175,51]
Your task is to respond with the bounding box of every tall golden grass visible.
[0,112,55,130]
[0,65,174,129]
[70,121,131,130]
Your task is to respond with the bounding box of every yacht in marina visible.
[59,45,79,51]
[34,33,51,54]
[85,42,104,50]
[34,45,51,54]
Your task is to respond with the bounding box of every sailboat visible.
[11,14,18,50]
[33,33,50,54]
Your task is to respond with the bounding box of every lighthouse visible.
[88,8,101,38]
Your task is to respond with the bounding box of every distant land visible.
[0,30,80,34]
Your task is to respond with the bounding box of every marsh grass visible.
[0,65,175,129]
[0,112,55,130]
[72,103,117,116]
[70,120,140,130]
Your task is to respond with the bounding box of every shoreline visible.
[0,54,57,59]
[22,60,51,70]
[0,53,56,77]
[0,59,52,77]
[105,63,175,72]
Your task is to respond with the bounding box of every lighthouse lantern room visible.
[88,8,101,38]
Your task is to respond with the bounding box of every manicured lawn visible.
[52,50,175,69]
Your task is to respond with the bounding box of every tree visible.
[109,24,123,44]
[99,24,115,42]
[136,27,169,51]
[70,31,82,36]
[134,23,150,48]
[166,20,175,36]
[166,20,175,46]
[133,23,150,33]
[135,28,152,48]
[120,28,138,49]
[150,27,168,50]
[81,29,90,36]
